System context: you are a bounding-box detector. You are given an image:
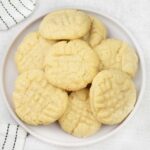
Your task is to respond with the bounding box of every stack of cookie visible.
[13,9,138,138]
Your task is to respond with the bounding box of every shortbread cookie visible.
[94,39,138,77]
[83,16,107,47]
[44,39,100,91]
[90,69,136,125]
[15,32,55,73]
[13,70,68,125]
[39,9,91,40]
[59,89,100,137]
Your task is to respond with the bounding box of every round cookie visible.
[90,69,136,125]
[59,89,101,137]
[94,39,138,77]
[44,39,100,91]
[83,16,107,47]
[15,32,55,73]
[39,9,91,40]
[13,70,68,125]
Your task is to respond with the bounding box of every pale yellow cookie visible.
[39,9,91,40]
[90,69,136,125]
[83,16,107,47]
[94,39,138,77]
[13,70,68,125]
[59,89,101,137]
[44,39,100,91]
[15,32,55,73]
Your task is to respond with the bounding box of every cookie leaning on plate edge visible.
[90,69,136,125]
[11,8,138,138]
[15,32,56,73]
[13,70,68,125]
[59,88,101,138]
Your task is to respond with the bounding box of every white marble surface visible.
[0,0,150,149]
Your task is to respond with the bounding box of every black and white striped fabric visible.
[0,0,37,30]
[0,124,27,150]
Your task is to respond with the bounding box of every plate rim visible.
[0,7,146,147]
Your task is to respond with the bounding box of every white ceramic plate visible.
[0,8,145,147]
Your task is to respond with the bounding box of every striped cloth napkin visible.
[0,124,27,150]
[0,0,37,30]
